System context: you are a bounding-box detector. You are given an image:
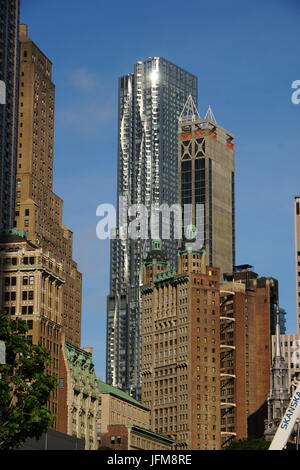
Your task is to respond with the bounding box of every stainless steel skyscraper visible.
[0,0,19,229]
[107,58,197,397]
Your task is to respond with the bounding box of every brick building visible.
[220,266,280,445]
[98,424,173,450]
[141,241,221,450]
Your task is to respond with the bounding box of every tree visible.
[224,437,296,451]
[0,313,56,450]
[224,437,270,450]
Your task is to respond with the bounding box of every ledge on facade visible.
[125,424,174,446]
[97,379,149,411]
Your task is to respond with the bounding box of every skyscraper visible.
[220,267,281,444]
[141,243,221,450]
[15,25,82,347]
[107,58,197,396]
[0,0,19,229]
[178,97,235,276]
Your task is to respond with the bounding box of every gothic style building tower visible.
[265,307,290,441]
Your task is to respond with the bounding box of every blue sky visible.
[21,0,300,377]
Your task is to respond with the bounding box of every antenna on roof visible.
[179,94,200,123]
[205,105,217,124]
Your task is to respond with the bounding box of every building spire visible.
[179,94,200,123]
[275,304,282,359]
[205,105,217,124]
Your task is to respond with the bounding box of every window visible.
[25,209,30,216]
[22,306,33,315]
[59,378,65,388]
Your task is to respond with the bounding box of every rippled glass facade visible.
[107,58,197,397]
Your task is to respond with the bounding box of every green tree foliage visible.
[0,314,56,450]
[225,437,270,450]
[225,437,296,450]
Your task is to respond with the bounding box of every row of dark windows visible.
[4,276,34,286]
[3,256,35,266]
[4,290,34,301]
[4,305,33,315]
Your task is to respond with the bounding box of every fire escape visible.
[220,292,237,448]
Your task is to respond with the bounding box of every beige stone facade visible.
[97,382,150,434]
[57,342,99,450]
[141,245,221,450]
[0,229,64,421]
[96,380,174,450]
[15,25,82,347]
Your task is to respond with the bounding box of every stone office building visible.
[97,379,173,450]
[15,25,82,347]
[57,342,100,450]
[141,241,221,450]
[0,228,64,419]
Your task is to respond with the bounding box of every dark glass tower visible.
[178,99,235,276]
[0,0,19,229]
[107,58,197,397]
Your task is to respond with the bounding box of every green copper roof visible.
[0,228,28,239]
[125,425,174,445]
[154,269,177,283]
[177,248,206,256]
[97,380,149,411]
